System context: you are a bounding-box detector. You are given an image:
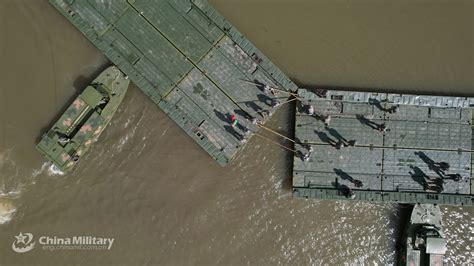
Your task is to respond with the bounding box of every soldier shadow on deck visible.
[223,125,243,141]
[314,130,338,147]
[326,127,356,146]
[213,109,229,124]
[334,168,354,182]
[294,136,305,146]
[368,98,385,111]
[257,94,274,107]
[409,165,444,192]
[334,168,363,188]
[330,181,353,198]
[414,151,445,178]
[35,64,110,143]
[312,114,327,123]
[234,109,252,120]
[408,165,429,189]
[355,114,380,130]
[253,79,265,91]
[244,101,263,116]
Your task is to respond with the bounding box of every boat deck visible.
[49,0,297,165]
[293,89,474,205]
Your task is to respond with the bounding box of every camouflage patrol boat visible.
[36,66,129,173]
[400,204,446,266]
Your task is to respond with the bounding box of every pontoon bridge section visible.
[49,0,297,166]
[293,89,474,205]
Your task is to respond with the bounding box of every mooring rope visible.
[257,123,297,144]
[253,132,297,153]
[239,79,301,99]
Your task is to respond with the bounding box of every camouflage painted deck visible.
[49,0,297,166]
[36,66,129,173]
[293,89,474,205]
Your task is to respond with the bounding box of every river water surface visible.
[0,0,473,265]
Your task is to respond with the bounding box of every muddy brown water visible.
[0,0,472,265]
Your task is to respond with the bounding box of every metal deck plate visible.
[49,0,297,165]
[293,89,474,205]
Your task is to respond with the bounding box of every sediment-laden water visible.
[0,0,472,264]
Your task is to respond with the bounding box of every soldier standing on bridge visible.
[386,105,400,114]
[323,115,331,127]
[230,114,238,128]
[301,144,313,162]
[307,105,314,116]
[251,117,258,125]
[377,123,387,132]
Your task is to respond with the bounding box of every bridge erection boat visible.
[400,204,446,265]
[36,66,129,173]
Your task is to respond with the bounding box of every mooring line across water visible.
[257,123,297,144]
[239,79,301,99]
[253,132,296,153]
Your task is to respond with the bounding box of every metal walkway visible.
[293,89,474,205]
[49,0,297,165]
[49,0,474,205]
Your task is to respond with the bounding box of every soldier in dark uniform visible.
[434,161,450,172]
[445,173,462,182]
[353,180,363,188]
[386,105,399,114]
[377,123,387,132]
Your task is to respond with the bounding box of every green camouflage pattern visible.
[48,0,298,166]
[36,66,129,173]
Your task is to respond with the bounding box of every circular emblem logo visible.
[12,232,35,253]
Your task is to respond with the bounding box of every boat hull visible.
[36,66,129,173]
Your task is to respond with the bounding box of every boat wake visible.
[31,161,64,177]
[0,191,18,225]
[0,158,63,225]
[0,149,19,225]
[47,163,65,176]
[0,200,16,225]
[32,162,49,177]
